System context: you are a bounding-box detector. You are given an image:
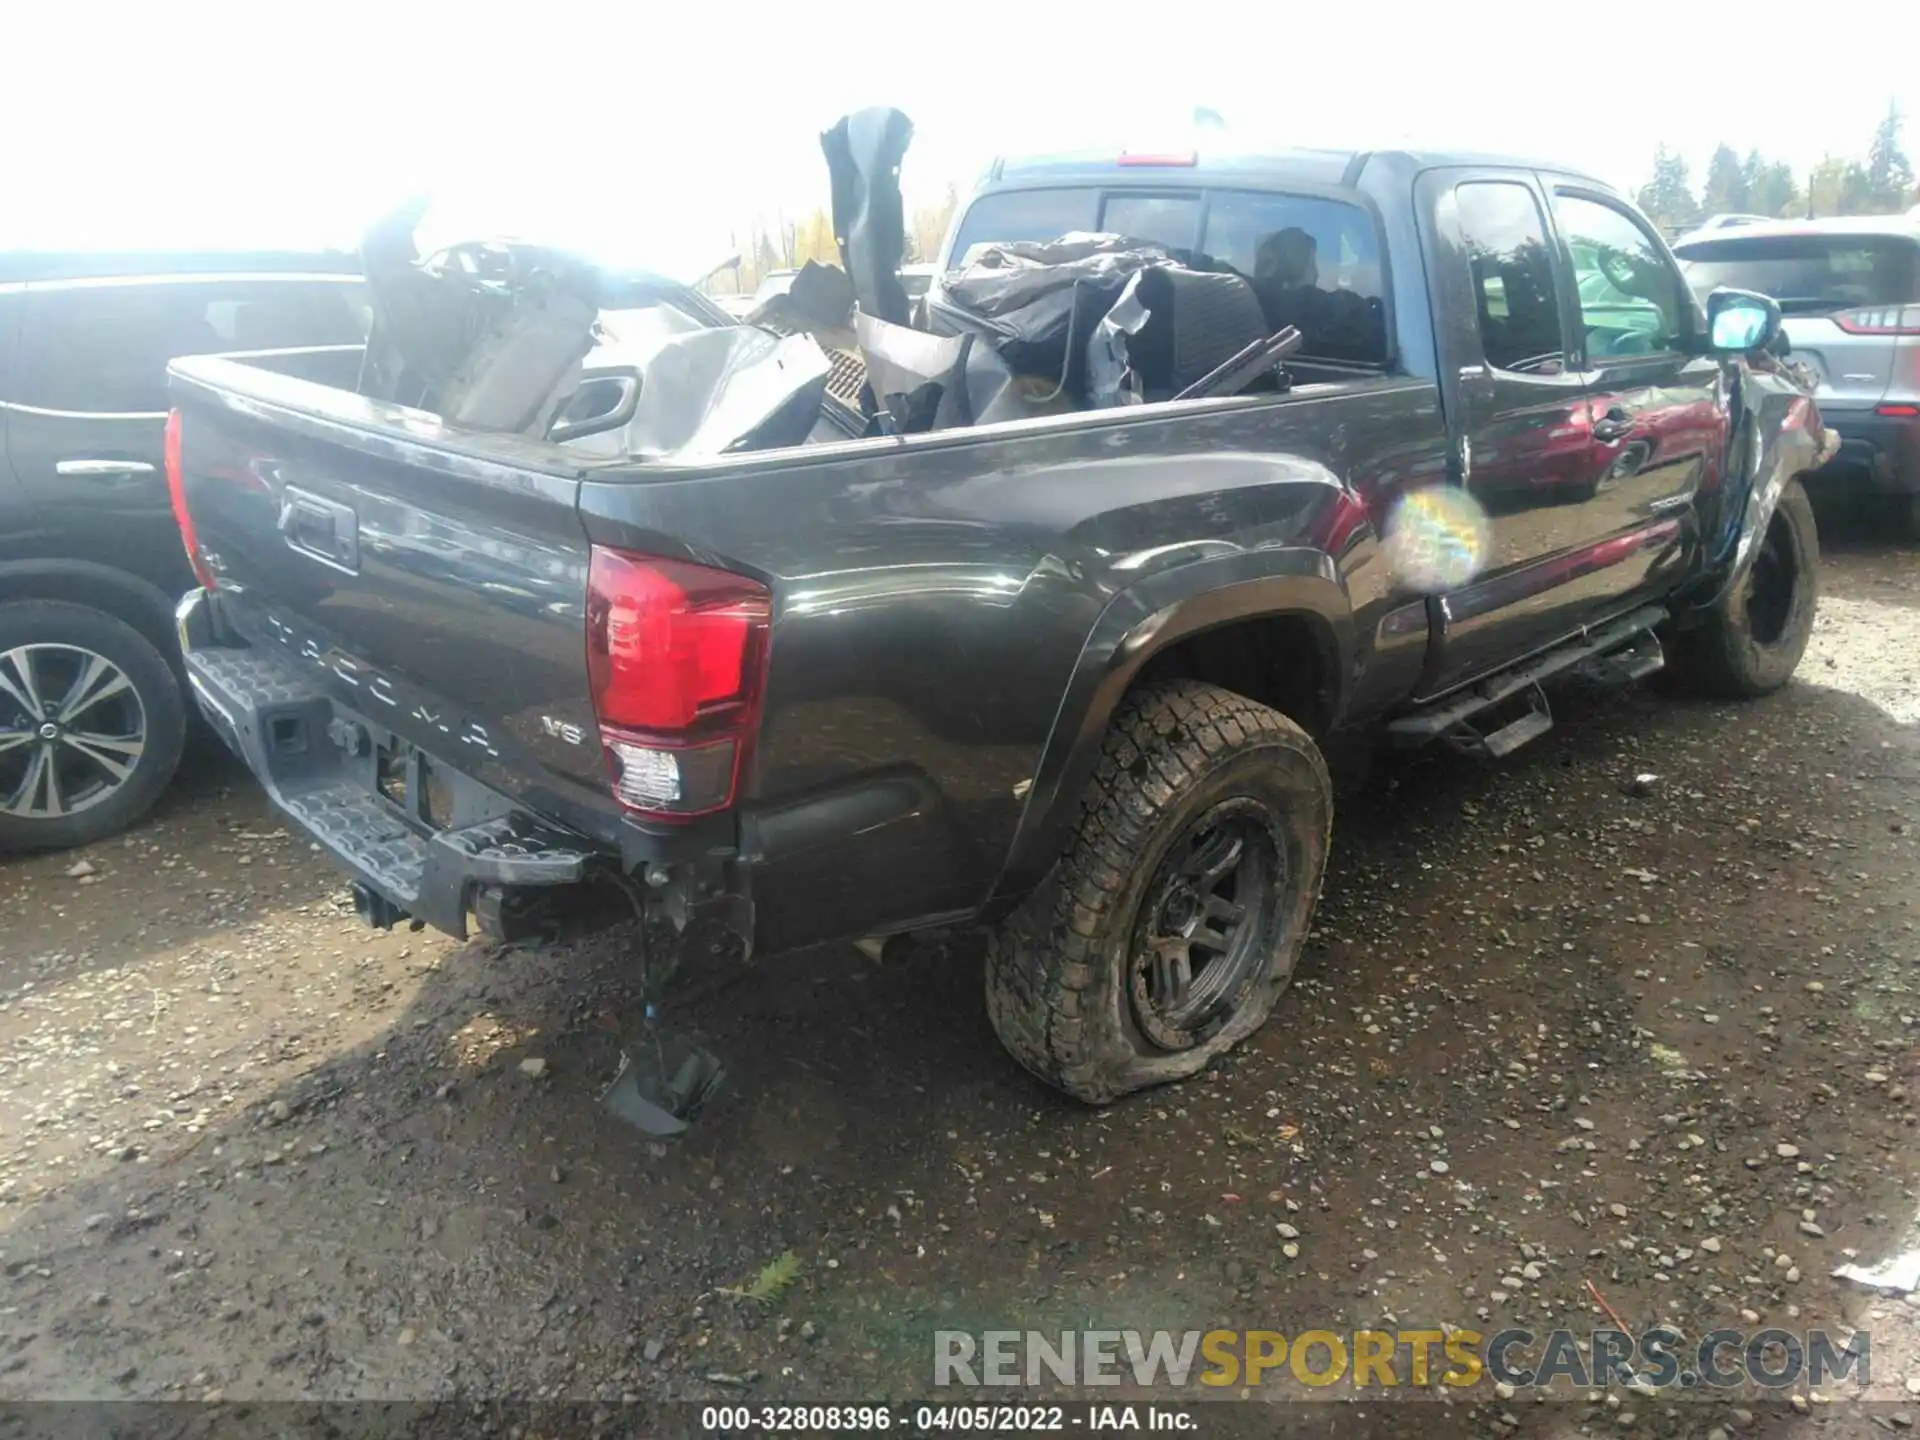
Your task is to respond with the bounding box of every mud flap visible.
[600,1018,727,1138]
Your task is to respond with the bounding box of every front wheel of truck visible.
[984,680,1332,1104]
[1669,477,1819,699]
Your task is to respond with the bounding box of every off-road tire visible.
[984,680,1332,1103]
[0,600,187,853]
[1669,478,1818,698]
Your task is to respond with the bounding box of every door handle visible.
[1592,407,1637,444]
[54,458,157,479]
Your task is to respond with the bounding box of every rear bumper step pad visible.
[177,591,597,936]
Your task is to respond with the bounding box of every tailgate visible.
[167,355,617,840]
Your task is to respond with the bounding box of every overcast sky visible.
[7,3,1915,276]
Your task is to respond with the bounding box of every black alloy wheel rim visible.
[1129,797,1286,1051]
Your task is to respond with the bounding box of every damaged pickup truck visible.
[166,110,1833,1121]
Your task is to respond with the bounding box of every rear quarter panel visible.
[579,378,1445,944]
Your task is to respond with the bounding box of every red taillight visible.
[1117,151,1198,167]
[1878,403,1920,418]
[585,547,770,821]
[164,409,219,592]
[1832,305,1920,335]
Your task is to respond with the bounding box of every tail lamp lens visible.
[1833,305,1920,336]
[164,409,219,592]
[585,547,770,820]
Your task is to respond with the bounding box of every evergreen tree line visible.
[1638,99,1916,229]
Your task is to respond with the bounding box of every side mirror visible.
[1706,287,1782,354]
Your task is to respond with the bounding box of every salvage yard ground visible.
[1,514,1917,1439]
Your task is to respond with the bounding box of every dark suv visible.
[0,251,366,850]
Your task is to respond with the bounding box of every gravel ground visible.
[1,517,1916,1439]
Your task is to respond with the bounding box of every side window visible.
[1553,193,1684,358]
[17,285,196,414]
[16,279,367,415]
[1453,182,1568,374]
[203,280,369,353]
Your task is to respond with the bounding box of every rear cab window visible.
[944,184,1389,366]
[1676,234,1919,314]
[947,190,1100,263]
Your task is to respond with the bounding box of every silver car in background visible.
[1676,217,1920,535]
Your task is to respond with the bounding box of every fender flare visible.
[987,546,1354,911]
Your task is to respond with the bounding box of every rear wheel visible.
[984,680,1332,1103]
[1668,478,1818,698]
[0,601,187,852]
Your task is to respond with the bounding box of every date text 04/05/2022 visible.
[700,1403,1200,1432]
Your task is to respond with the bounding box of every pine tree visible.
[1701,144,1748,215]
[753,229,779,286]
[1807,156,1846,216]
[1865,100,1915,213]
[1636,145,1700,228]
[1748,160,1800,218]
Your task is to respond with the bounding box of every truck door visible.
[1547,183,1723,579]
[8,279,199,571]
[1413,170,1692,695]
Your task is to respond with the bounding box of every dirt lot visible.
[2,516,1917,1438]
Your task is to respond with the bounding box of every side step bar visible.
[1388,604,1668,757]
[1473,688,1555,758]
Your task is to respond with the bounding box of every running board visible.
[1571,633,1666,687]
[1478,690,1555,758]
[1389,604,1668,752]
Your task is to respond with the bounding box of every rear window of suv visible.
[945,185,1388,365]
[1675,234,1918,313]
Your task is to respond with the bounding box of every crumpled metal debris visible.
[1833,1247,1920,1294]
[932,233,1171,399]
[1086,270,1154,407]
[602,1033,726,1138]
[854,312,973,433]
[748,260,855,335]
[941,233,1171,319]
[357,197,601,436]
[612,326,831,460]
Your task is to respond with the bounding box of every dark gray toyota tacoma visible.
[165,129,1832,1110]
